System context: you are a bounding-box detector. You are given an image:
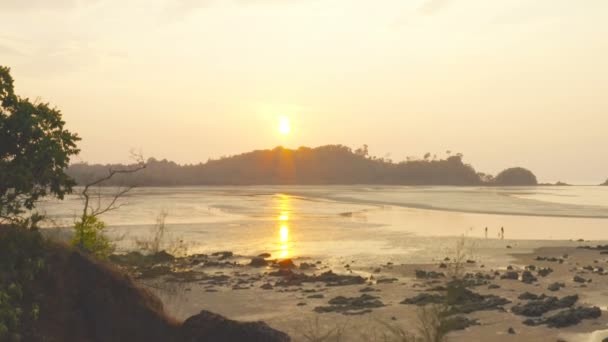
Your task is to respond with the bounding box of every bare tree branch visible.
[80,153,146,221]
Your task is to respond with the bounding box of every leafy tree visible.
[0,66,80,225]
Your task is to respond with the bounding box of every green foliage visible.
[72,215,114,259]
[0,65,80,223]
[0,227,46,340]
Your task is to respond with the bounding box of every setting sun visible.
[278,117,291,135]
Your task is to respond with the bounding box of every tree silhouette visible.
[0,66,80,225]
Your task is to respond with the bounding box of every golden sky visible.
[1,0,607,183]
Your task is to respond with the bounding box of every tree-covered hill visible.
[66,145,536,186]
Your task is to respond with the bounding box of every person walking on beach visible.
[485,227,488,239]
[501,226,504,240]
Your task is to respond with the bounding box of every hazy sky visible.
[1,0,607,183]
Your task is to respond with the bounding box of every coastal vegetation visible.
[493,167,538,186]
[66,147,540,186]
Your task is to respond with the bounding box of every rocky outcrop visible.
[180,310,290,342]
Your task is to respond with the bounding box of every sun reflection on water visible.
[276,194,292,259]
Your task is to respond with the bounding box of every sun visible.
[278,116,291,135]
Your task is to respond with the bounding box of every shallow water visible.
[37,186,608,265]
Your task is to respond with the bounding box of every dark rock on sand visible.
[181,310,290,341]
[415,270,445,279]
[211,251,234,260]
[518,292,542,300]
[249,257,268,267]
[270,269,366,287]
[507,327,516,334]
[445,286,510,314]
[377,277,398,284]
[535,256,564,263]
[258,253,271,258]
[537,268,553,277]
[501,271,519,280]
[547,282,565,292]
[401,293,444,305]
[521,271,538,284]
[402,285,510,315]
[307,294,325,299]
[277,259,296,269]
[299,262,316,270]
[523,306,601,328]
[488,284,501,289]
[260,283,273,290]
[573,275,587,283]
[314,294,385,315]
[512,295,578,317]
[441,316,479,332]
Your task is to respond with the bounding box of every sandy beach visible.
[108,238,608,342]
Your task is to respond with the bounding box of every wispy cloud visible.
[418,0,452,16]
[0,0,99,11]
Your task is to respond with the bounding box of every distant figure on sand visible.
[501,226,504,240]
[485,227,488,239]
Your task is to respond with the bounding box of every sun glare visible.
[278,116,291,135]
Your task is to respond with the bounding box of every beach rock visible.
[439,263,447,269]
[501,271,519,280]
[518,292,543,300]
[307,294,324,299]
[404,285,510,314]
[547,282,565,292]
[377,277,398,284]
[573,275,587,283]
[271,269,365,287]
[415,270,445,279]
[488,284,501,289]
[523,306,601,328]
[512,295,578,317]
[299,262,315,270]
[521,271,538,284]
[260,283,273,290]
[180,310,290,342]
[211,251,234,260]
[507,327,516,334]
[537,268,553,277]
[445,286,510,314]
[277,259,296,269]
[314,294,385,315]
[258,253,271,258]
[401,293,444,305]
[535,256,563,263]
[360,286,379,293]
[249,257,268,267]
[441,316,479,332]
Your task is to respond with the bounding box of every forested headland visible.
[67,145,538,186]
